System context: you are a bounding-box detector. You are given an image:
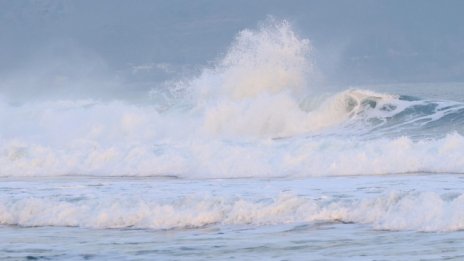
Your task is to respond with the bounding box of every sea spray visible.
[1,20,464,177]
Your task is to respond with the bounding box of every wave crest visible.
[2,191,464,232]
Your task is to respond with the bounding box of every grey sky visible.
[1,0,463,100]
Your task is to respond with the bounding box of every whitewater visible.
[2,21,464,260]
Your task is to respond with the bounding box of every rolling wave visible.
[321,89,464,138]
[2,191,463,232]
[0,20,463,178]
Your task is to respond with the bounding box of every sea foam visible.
[0,20,463,178]
[2,191,464,232]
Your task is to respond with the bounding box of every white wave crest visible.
[1,20,464,177]
[2,191,464,232]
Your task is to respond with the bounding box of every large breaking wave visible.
[1,20,464,178]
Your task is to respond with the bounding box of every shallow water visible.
[4,223,464,260]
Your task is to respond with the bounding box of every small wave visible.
[1,191,463,232]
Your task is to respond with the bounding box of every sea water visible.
[2,21,464,260]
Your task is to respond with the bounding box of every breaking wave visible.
[1,20,464,178]
[2,191,464,232]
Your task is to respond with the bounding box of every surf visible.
[1,20,464,178]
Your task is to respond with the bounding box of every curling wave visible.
[0,20,463,177]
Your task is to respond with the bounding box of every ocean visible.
[1,14,464,260]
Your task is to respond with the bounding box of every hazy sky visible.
[1,0,463,100]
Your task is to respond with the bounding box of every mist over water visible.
[1,19,464,179]
[2,0,464,102]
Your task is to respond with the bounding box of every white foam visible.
[2,124,464,177]
[0,20,463,178]
[1,191,463,232]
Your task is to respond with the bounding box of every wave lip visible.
[1,20,464,178]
